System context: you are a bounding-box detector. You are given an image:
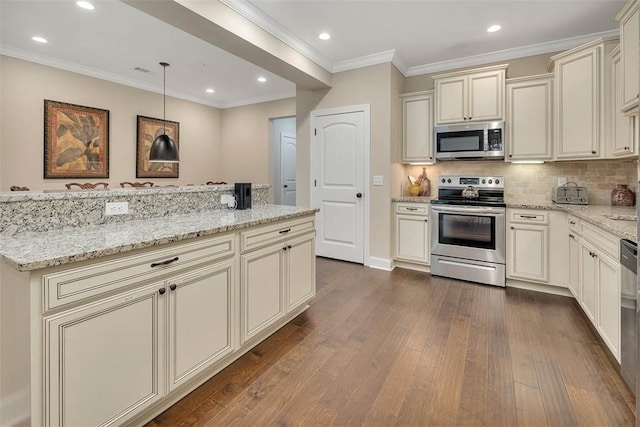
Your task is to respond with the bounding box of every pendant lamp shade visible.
[150,62,179,163]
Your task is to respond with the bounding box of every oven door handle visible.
[431,206,505,215]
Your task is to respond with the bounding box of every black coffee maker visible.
[234,183,252,210]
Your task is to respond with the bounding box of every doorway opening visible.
[269,116,296,206]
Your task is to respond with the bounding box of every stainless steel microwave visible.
[434,121,504,160]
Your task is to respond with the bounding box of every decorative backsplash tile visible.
[0,185,270,235]
[405,159,637,205]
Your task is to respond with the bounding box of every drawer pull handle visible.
[519,215,538,219]
[569,221,576,225]
[170,284,177,291]
[150,257,179,268]
[279,228,291,234]
[569,233,575,238]
[406,207,418,211]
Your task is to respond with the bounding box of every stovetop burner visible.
[431,175,505,207]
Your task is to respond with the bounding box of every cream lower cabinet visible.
[394,203,430,265]
[507,210,549,283]
[580,240,599,323]
[44,282,165,427]
[240,219,316,345]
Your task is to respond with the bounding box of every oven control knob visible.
[481,179,486,184]
[495,179,500,184]
[488,179,493,184]
[447,179,451,183]
[441,178,445,183]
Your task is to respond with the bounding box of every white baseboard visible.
[0,388,29,427]
[506,279,572,297]
[367,256,393,271]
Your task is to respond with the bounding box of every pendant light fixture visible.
[149,62,180,162]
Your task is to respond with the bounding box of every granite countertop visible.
[0,205,318,272]
[393,198,636,243]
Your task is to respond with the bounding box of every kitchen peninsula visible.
[0,185,318,427]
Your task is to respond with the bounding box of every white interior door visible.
[312,109,366,264]
[280,132,296,206]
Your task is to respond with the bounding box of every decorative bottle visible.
[611,184,635,206]
[419,168,431,196]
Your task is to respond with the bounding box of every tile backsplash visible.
[405,159,638,205]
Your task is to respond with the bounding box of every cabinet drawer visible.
[509,209,549,224]
[567,214,581,233]
[396,203,429,215]
[43,233,235,312]
[241,216,315,253]
[582,221,619,260]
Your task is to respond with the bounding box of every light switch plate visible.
[373,175,383,186]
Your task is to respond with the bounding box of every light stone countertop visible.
[0,205,318,272]
[393,198,637,243]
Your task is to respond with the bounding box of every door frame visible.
[279,131,296,206]
[309,104,371,267]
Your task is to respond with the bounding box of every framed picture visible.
[44,99,109,179]
[136,115,179,178]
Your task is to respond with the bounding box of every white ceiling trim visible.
[406,29,620,76]
[332,49,397,73]
[0,45,296,110]
[220,0,333,72]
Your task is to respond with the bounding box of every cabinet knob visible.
[158,288,166,295]
[569,233,574,238]
[625,146,630,151]
[591,150,596,154]
[510,226,514,229]
[170,284,177,291]
[287,244,292,249]
[424,219,428,222]
[283,246,288,251]
[509,154,512,158]
[469,117,472,120]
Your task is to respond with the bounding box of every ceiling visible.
[0,0,627,109]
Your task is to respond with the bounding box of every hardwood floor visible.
[146,257,636,426]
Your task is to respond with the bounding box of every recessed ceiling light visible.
[76,1,95,10]
[318,33,331,40]
[32,36,48,44]
[487,25,502,33]
[257,77,267,83]
[206,88,215,93]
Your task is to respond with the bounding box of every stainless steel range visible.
[430,176,506,287]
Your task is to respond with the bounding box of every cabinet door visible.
[611,49,637,157]
[44,283,164,427]
[568,233,581,299]
[506,77,553,160]
[167,260,235,392]
[435,75,467,124]
[395,214,430,264]
[402,94,434,163]
[597,252,621,361]
[507,223,549,282]
[468,70,504,122]
[580,241,598,323]
[555,48,601,159]
[620,4,640,111]
[241,244,285,344]
[286,233,316,311]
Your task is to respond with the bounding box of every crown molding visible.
[406,29,620,76]
[220,0,333,72]
[332,49,397,73]
[0,45,297,110]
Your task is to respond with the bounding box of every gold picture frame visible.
[136,115,179,178]
[44,99,109,179]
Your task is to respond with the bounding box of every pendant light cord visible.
[160,62,169,135]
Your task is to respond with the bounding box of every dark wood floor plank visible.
[145,258,635,427]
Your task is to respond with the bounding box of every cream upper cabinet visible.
[401,91,434,163]
[505,74,554,161]
[616,0,640,113]
[550,38,618,160]
[433,64,507,124]
[610,46,638,157]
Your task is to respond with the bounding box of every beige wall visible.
[296,63,395,261]
[220,98,295,185]
[403,52,559,93]
[0,55,223,191]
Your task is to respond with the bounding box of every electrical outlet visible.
[221,194,229,204]
[105,201,129,216]
[373,175,383,186]
[558,177,567,186]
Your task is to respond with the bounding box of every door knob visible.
[356,193,362,198]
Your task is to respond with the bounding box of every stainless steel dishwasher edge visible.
[620,238,637,394]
